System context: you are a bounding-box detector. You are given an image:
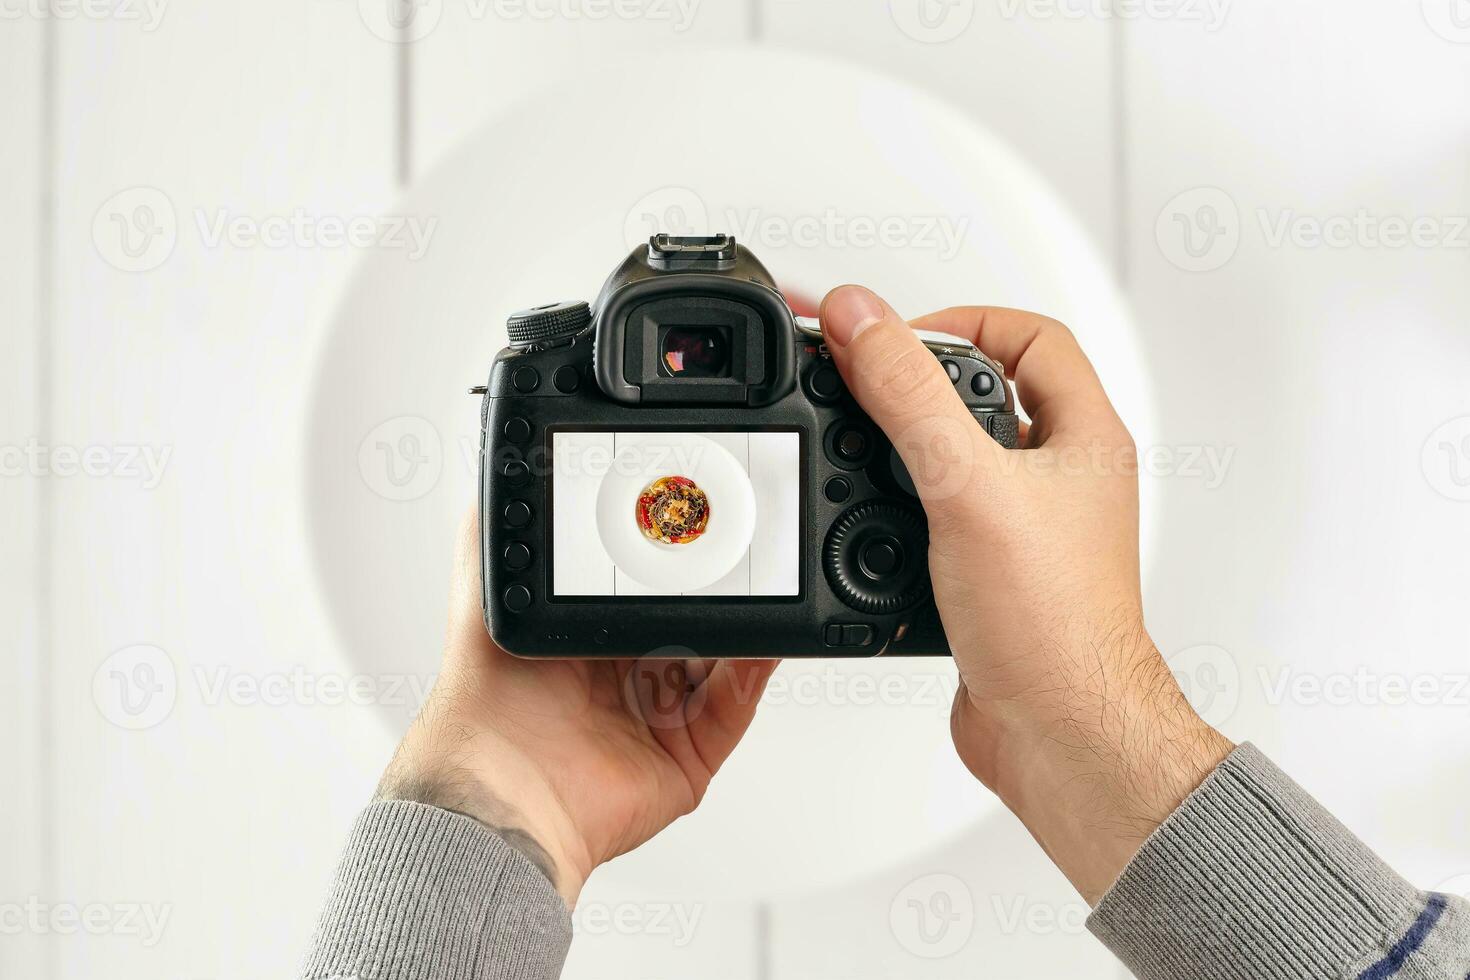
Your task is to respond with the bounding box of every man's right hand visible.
[819,284,1233,905]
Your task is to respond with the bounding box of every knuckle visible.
[862,338,947,404]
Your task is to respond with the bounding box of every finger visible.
[444,502,509,672]
[686,659,780,777]
[910,306,1128,448]
[820,285,1001,511]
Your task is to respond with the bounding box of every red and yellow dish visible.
[636,476,711,545]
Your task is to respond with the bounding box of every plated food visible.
[636,475,711,545]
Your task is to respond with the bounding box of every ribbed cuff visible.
[1087,743,1470,980]
[301,800,572,980]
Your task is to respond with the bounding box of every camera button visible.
[942,360,961,383]
[503,417,532,444]
[972,371,996,397]
[838,429,866,459]
[805,363,844,403]
[512,366,541,393]
[823,623,876,648]
[503,542,533,571]
[859,536,904,579]
[502,459,531,487]
[824,476,853,504]
[503,500,533,528]
[502,585,533,613]
[553,365,581,394]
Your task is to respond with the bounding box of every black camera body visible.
[478,236,1017,659]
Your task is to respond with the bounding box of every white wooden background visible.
[5,1,1470,977]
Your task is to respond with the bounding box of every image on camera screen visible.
[550,430,801,597]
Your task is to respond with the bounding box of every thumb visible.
[819,285,999,511]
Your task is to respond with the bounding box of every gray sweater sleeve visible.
[1088,742,1470,979]
[300,800,572,980]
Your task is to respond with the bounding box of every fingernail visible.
[821,285,886,349]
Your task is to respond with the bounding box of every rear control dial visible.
[822,501,930,614]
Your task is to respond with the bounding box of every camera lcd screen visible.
[549,429,802,598]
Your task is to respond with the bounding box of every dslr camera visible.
[478,235,1017,658]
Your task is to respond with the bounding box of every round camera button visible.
[972,371,996,397]
[553,365,581,394]
[837,429,867,459]
[942,359,961,383]
[806,363,844,403]
[503,542,533,571]
[502,585,533,612]
[824,476,853,503]
[503,417,532,444]
[859,537,904,579]
[502,459,530,487]
[503,500,533,528]
[512,366,541,393]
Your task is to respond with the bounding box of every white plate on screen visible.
[593,435,756,593]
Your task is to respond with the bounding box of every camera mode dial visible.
[823,501,931,615]
[507,301,592,350]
